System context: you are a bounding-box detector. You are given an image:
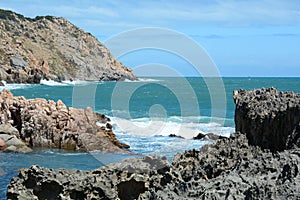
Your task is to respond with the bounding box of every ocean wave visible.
[40,79,93,86]
[123,78,161,82]
[110,116,234,139]
[0,83,35,91]
[40,79,68,86]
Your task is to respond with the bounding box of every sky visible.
[1,0,300,77]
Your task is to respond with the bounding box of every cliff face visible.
[0,9,137,83]
[234,88,300,152]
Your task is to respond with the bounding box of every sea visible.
[1,77,300,198]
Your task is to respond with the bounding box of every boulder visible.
[0,134,32,153]
[0,125,33,153]
[0,123,20,137]
[234,88,300,152]
[10,55,28,69]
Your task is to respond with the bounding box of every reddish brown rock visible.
[0,138,6,150]
[0,89,129,153]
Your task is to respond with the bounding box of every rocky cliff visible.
[234,87,300,152]
[0,90,129,153]
[6,88,300,199]
[0,9,137,83]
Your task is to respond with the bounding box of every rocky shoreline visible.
[6,88,300,199]
[0,89,129,153]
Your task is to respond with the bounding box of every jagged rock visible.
[169,134,184,139]
[0,9,137,83]
[7,134,300,199]
[193,132,226,140]
[234,87,300,152]
[0,90,129,153]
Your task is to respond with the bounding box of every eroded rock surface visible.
[0,90,129,153]
[7,134,300,199]
[234,87,300,152]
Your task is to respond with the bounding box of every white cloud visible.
[128,0,300,26]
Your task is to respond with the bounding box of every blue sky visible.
[1,0,300,77]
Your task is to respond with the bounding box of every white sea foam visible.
[123,78,161,82]
[40,79,68,86]
[110,116,234,139]
[40,79,92,86]
[0,83,34,91]
[138,78,161,82]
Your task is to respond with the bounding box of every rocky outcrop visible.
[0,89,129,152]
[7,133,300,199]
[7,88,300,199]
[234,87,300,152]
[0,9,137,83]
[193,132,227,140]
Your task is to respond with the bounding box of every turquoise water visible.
[1,77,300,197]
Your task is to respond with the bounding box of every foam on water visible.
[111,116,234,138]
[40,79,92,86]
[0,83,35,92]
[108,115,234,160]
[123,78,161,82]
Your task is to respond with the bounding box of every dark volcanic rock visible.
[169,134,184,139]
[234,87,300,152]
[7,156,170,200]
[7,134,300,199]
[193,132,226,140]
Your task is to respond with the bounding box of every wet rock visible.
[169,134,184,139]
[193,132,226,140]
[234,88,300,152]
